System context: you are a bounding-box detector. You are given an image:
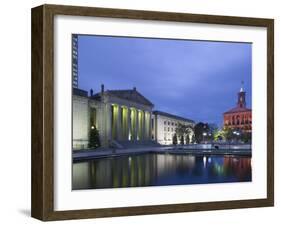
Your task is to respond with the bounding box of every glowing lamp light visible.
[203,156,207,168]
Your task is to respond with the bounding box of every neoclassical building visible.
[73,85,154,149]
[73,85,196,149]
[223,83,252,133]
[152,111,195,145]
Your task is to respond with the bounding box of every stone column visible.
[148,111,152,140]
[155,114,158,142]
[116,105,122,140]
[135,109,139,141]
[127,108,131,141]
[106,104,112,146]
[142,111,146,140]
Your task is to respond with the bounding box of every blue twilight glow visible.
[77,35,252,127]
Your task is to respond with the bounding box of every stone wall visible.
[73,95,89,150]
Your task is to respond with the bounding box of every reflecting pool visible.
[72,153,251,190]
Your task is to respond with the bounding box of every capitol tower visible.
[223,82,252,133]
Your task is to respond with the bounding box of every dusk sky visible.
[77,35,252,127]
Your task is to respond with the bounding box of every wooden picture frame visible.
[31,4,274,221]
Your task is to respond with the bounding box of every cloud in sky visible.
[77,35,252,127]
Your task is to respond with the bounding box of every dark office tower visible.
[72,34,78,88]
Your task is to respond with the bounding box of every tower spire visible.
[237,81,246,108]
[240,80,244,92]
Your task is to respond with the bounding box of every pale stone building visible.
[73,89,89,149]
[151,111,195,145]
[73,85,195,149]
[73,85,154,149]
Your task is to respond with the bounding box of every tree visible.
[222,127,234,142]
[175,123,193,145]
[213,127,238,143]
[180,135,184,145]
[241,132,252,143]
[185,134,190,144]
[172,133,178,145]
[208,123,218,141]
[185,127,193,143]
[209,123,218,132]
[88,125,101,149]
[194,122,209,143]
[175,123,186,138]
[213,129,224,141]
[191,135,196,144]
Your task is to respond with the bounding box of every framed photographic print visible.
[31,4,274,221]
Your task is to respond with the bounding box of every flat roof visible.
[73,88,88,97]
[153,110,194,123]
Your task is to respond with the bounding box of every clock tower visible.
[237,81,246,108]
[223,81,252,133]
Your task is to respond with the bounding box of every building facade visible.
[73,85,154,149]
[223,84,252,133]
[73,89,89,149]
[152,111,195,145]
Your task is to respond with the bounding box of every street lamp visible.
[236,131,240,143]
[208,133,212,144]
[203,132,207,143]
[232,130,240,143]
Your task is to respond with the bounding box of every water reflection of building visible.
[155,154,195,176]
[72,154,252,189]
[223,82,252,133]
[73,155,158,189]
[72,154,196,189]
[223,156,252,180]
